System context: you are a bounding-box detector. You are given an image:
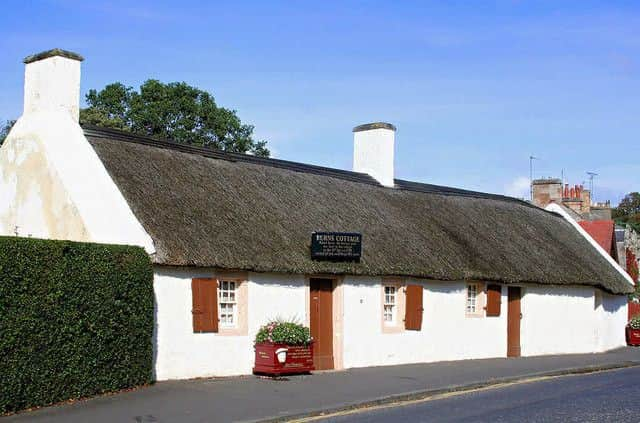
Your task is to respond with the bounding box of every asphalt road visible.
[326,366,640,423]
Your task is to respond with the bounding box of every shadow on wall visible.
[602,293,626,313]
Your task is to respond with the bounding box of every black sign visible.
[311,232,362,262]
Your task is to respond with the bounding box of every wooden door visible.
[507,286,521,357]
[310,278,334,370]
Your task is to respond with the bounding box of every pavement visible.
[326,366,640,422]
[5,347,640,423]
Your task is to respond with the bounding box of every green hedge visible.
[0,236,154,414]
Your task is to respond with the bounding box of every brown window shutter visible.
[485,284,502,317]
[404,284,424,331]
[192,278,219,333]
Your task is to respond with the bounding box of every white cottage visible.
[0,49,634,380]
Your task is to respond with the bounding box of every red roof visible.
[578,220,615,256]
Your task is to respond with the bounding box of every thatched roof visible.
[84,126,633,294]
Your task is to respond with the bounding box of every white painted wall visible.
[153,267,307,380]
[24,54,81,121]
[154,271,628,380]
[596,291,628,351]
[353,126,395,187]
[342,278,507,368]
[520,285,627,356]
[521,285,597,356]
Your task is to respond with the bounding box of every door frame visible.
[306,275,344,370]
[507,285,522,358]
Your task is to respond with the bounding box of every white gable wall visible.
[0,116,90,240]
[0,50,154,252]
[0,111,155,252]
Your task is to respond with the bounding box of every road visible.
[325,366,640,423]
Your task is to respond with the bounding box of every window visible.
[192,276,247,335]
[465,282,486,317]
[383,286,397,324]
[381,281,406,333]
[466,284,478,313]
[218,280,237,327]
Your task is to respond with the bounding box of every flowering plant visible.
[255,320,312,346]
[629,316,640,330]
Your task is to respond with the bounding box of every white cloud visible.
[504,176,530,199]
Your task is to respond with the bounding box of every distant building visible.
[578,220,618,262]
[532,178,611,221]
[533,178,639,286]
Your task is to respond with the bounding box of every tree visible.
[0,120,16,146]
[616,192,640,217]
[80,80,269,157]
[613,192,640,233]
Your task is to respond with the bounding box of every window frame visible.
[465,281,486,318]
[381,280,406,333]
[218,279,239,328]
[216,276,247,336]
[383,285,398,325]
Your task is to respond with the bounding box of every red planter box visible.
[253,343,314,376]
[627,327,640,347]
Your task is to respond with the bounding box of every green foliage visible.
[616,193,640,216]
[0,236,154,414]
[255,320,312,346]
[613,193,640,233]
[614,216,640,234]
[629,315,640,330]
[0,120,16,146]
[80,80,269,157]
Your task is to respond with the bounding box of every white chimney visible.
[353,122,396,187]
[23,48,84,122]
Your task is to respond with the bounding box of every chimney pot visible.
[353,122,396,187]
[23,48,83,121]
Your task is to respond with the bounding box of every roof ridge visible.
[82,125,380,185]
[394,179,537,207]
[83,125,543,209]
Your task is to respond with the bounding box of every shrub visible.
[0,236,154,414]
[255,320,312,346]
[630,316,640,330]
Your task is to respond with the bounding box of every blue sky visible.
[1,1,638,204]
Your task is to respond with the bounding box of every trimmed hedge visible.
[0,236,154,414]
